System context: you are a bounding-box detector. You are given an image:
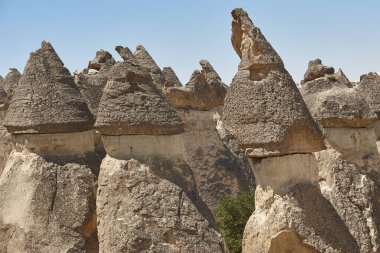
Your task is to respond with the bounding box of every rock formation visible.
[74,50,116,118]
[3,68,21,104]
[223,8,362,253]
[301,60,380,252]
[223,9,325,158]
[134,45,165,88]
[164,60,228,110]
[95,49,226,252]
[162,66,182,87]
[0,41,98,252]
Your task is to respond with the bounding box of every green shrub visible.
[216,191,255,253]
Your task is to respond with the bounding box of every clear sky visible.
[0,0,379,84]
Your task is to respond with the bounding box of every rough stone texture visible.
[74,50,115,117]
[0,76,6,105]
[302,59,335,83]
[178,108,254,212]
[115,46,139,64]
[242,185,361,253]
[316,148,380,253]
[95,59,183,135]
[97,155,226,253]
[3,68,21,103]
[300,68,377,128]
[0,151,97,253]
[0,129,12,176]
[134,45,165,88]
[162,67,182,87]
[222,8,325,157]
[164,60,228,110]
[248,153,319,195]
[3,41,94,134]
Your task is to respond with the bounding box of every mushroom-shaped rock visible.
[222,8,325,157]
[3,41,94,134]
[75,50,115,117]
[164,60,227,110]
[302,59,335,83]
[95,58,183,135]
[162,67,182,87]
[300,65,377,128]
[3,68,21,101]
[134,45,165,88]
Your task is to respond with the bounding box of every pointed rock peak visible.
[360,72,380,82]
[95,55,183,135]
[162,67,182,87]
[4,68,22,100]
[115,46,134,61]
[3,41,93,134]
[223,8,325,157]
[355,72,380,117]
[88,50,115,71]
[199,60,222,83]
[231,8,283,77]
[134,45,161,72]
[302,59,335,83]
[186,70,206,88]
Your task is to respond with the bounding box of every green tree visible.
[216,191,255,253]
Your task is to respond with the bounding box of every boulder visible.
[222,8,325,157]
[162,67,182,87]
[134,45,165,88]
[97,155,226,253]
[164,60,228,110]
[0,151,97,253]
[3,41,94,134]
[302,59,335,83]
[300,64,377,128]
[95,57,183,135]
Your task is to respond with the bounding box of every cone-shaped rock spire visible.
[3,68,21,102]
[3,41,94,133]
[223,8,325,157]
[134,45,165,88]
[162,67,182,87]
[0,76,6,104]
[95,47,183,135]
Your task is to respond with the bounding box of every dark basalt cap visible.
[4,41,94,133]
[223,8,325,157]
[95,56,183,135]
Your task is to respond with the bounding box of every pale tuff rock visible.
[164,60,228,110]
[3,68,21,103]
[178,108,254,213]
[302,59,335,83]
[162,67,182,87]
[74,50,115,117]
[0,152,97,253]
[242,185,360,253]
[300,62,377,128]
[3,41,94,134]
[134,45,165,88]
[223,8,324,157]
[95,56,183,135]
[97,156,226,253]
[0,130,11,175]
[0,76,6,105]
[316,149,380,253]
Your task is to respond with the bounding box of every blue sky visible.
[0,0,379,84]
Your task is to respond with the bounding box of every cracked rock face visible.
[222,8,325,157]
[164,60,228,110]
[97,155,226,253]
[0,151,97,253]
[74,50,115,118]
[3,41,94,134]
[300,63,377,128]
[95,56,183,135]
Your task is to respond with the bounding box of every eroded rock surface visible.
[165,60,227,110]
[162,67,182,87]
[0,152,97,253]
[3,68,21,103]
[223,8,324,157]
[97,155,226,253]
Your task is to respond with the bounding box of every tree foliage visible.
[216,191,255,253]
